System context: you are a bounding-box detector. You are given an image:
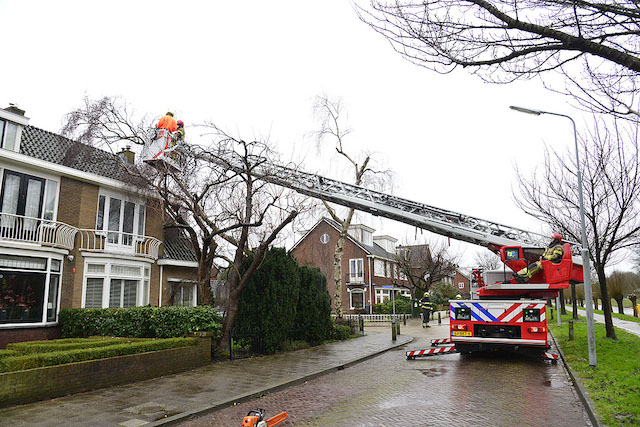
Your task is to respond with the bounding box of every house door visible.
[0,170,45,239]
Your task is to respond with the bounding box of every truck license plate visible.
[452,331,472,336]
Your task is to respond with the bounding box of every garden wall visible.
[0,332,211,407]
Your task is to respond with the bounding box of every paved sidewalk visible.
[568,307,640,338]
[0,326,413,427]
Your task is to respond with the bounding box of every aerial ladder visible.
[145,147,583,360]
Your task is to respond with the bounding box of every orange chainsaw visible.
[241,408,288,427]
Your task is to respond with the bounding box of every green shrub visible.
[372,296,412,314]
[234,248,301,354]
[429,282,459,305]
[7,338,132,354]
[0,349,18,360]
[294,266,333,345]
[59,306,221,339]
[0,337,197,373]
[331,324,351,341]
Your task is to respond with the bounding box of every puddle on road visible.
[416,367,448,377]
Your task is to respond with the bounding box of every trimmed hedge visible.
[0,350,18,360]
[373,296,412,314]
[331,324,352,341]
[59,306,222,339]
[0,337,197,373]
[6,338,135,354]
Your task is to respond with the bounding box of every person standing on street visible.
[419,292,434,328]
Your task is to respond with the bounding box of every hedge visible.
[0,350,18,360]
[331,324,352,341]
[0,337,197,373]
[6,338,136,354]
[59,306,222,338]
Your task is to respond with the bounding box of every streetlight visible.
[509,105,597,367]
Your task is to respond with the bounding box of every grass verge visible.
[576,307,640,324]
[550,314,640,426]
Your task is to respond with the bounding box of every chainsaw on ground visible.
[242,408,288,427]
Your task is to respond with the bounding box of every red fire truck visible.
[407,243,582,361]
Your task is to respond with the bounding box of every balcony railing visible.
[0,213,78,251]
[77,229,162,260]
[347,273,365,284]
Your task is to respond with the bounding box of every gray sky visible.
[1,0,594,267]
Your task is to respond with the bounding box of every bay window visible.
[83,260,150,308]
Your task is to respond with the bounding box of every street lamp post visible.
[509,105,597,366]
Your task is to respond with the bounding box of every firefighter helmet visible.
[166,111,174,117]
[177,120,184,127]
[552,232,562,241]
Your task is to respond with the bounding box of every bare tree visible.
[62,97,301,349]
[607,271,636,314]
[357,1,640,120]
[515,116,640,339]
[312,94,391,317]
[395,239,459,296]
[473,250,501,270]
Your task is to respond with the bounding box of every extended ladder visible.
[195,149,579,254]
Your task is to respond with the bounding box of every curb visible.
[148,334,414,426]
[549,330,601,427]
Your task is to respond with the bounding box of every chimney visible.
[117,145,135,165]
[4,103,25,116]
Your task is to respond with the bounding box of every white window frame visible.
[458,282,465,289]
[168,279,197,307]
[375,288,391,304]
[349,258,364,283]
[349,288,365,310]
[0,167,59,222]
[95,191,146,251]
[374,259,385,277]
[82,258,150,308]
[0,248,63,327]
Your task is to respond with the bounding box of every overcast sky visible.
[1,0,600,268]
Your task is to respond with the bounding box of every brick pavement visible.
[0,325,411,427]
[181,318,593,426]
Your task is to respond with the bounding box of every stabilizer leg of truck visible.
[431,338,452,346]
[406,345,458,360]
[542,352,559,363]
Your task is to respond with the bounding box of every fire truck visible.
[144,147,583,361]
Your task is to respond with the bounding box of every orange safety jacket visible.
[157,115,177,132]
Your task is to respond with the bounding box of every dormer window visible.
[0,119,19,151]
[0,105,28,152]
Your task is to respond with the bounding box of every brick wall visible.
[292,220,375,313]
[0,326,61,349]
[58,176,100,309]
[0,333,211,407]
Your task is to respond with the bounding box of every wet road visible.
[179,321,591,426]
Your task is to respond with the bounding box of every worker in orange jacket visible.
[157,111,177,132]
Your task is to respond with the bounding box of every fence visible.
[339,313,410,323]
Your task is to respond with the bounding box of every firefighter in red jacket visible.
[514,233,564,283]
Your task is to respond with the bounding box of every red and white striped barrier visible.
[431,338,452,346]
[542,352,559,361]
[406,346,458,359]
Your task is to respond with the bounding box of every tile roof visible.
[20,125,129,181]
[161,227,197,262]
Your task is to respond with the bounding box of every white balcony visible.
[78,229,161,260]
[0,213,77,251]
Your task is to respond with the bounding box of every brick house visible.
[0,106,198,348]
[291,218,410,314]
